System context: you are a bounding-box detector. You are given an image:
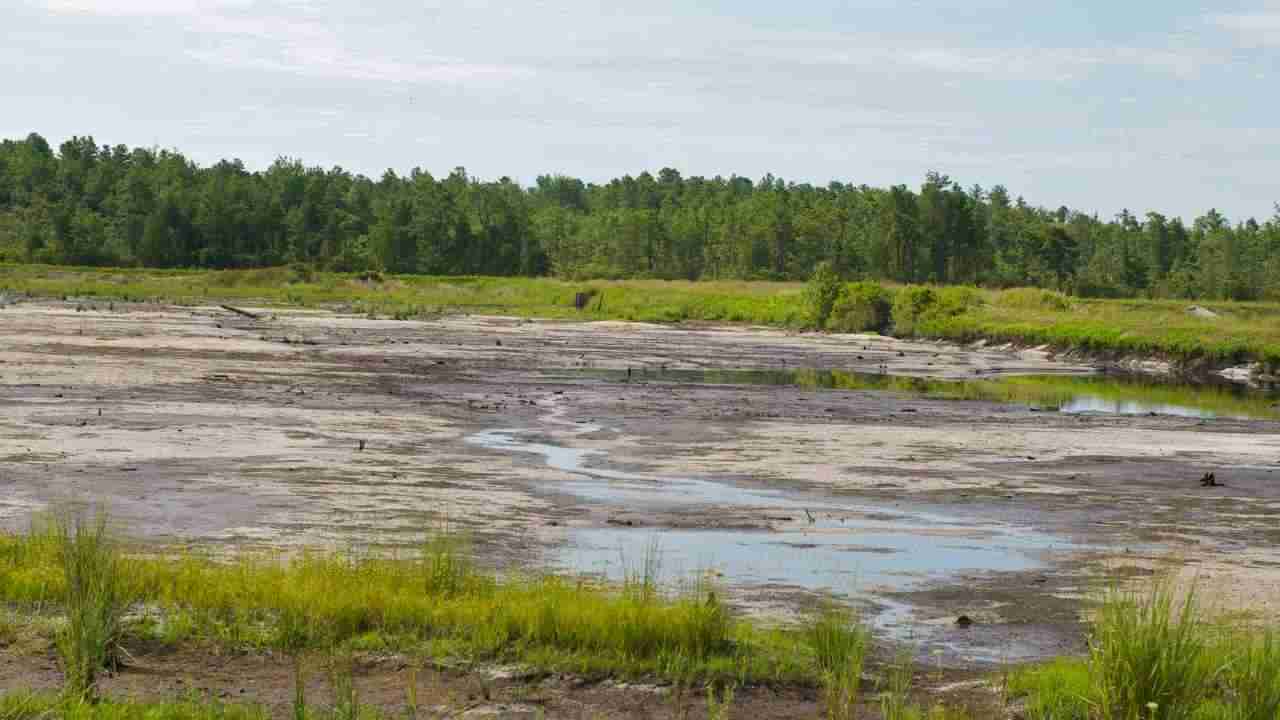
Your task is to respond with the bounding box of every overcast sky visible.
[6,1,1278,220]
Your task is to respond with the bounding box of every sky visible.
[5,0,1279,221]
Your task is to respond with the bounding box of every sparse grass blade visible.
[1218,628,1280,720]
[805,604,869,720]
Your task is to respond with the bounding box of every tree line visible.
[2,132,1278,300]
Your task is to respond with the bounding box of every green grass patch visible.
[0,517,815,685]
[5,264,1280,369]
[0,692,271,720]
[1009,580,1280,720]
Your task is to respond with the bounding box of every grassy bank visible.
[5,514,1280,718]
[0,520,806,685]
[2,264,1279,372]
[0,514,965,718]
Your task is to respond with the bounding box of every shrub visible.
[891,286,938,335]
[996,287,1075,311]
[892,285,985,336]
[803,262,845,329]
[827,281,893,333]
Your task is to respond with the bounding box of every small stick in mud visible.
[358,439,366,452]
[219,304,262,320]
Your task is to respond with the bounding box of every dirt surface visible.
[0,641,1008,719]
[4,301,1280,673]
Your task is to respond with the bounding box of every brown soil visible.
[3,300,1280,713]
[0,641,1008,719]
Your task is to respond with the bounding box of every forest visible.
[1,132,1278,301]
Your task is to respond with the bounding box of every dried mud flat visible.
[3,300,1280,708]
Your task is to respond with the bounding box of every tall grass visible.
[0,521,803,684]
[806,605,869,720]
[879,651,916,720]
[52,510,134,701]
[1216,629,1280,720]
[1010,578,1280,720]
[1089,582,1216,720]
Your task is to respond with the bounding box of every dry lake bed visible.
[4,300,1280,667]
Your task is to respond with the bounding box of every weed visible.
[292,653,308,720]
[53,509,133,701]
[1008,657,1091,720]
[704,681,735,720]
[0,522,761,685]
[0,692,271,720]
[879,651,916,720]
[805,605,868,720]
[1218,628,1280,720]
[329,652,360,720]
[1089,581,1217,720]
[403,667,418,720]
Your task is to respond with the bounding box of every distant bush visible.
[827,281,893,333]
[892,285,983,335]
[286,262,317,284]
[802,262,844,329]
[891,286,938,335]
[996,287,1074,311]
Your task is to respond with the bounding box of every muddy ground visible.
[3,300,1280,713]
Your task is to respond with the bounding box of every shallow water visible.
[467,420,1078,661]
[543,367,1280,420]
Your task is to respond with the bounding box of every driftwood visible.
[219,304,262,320]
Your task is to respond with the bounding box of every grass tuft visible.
[805,605,869,720]
[52,509,133,701]
[1089,581,1217,720]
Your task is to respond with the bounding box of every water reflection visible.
[543,367,1280,420]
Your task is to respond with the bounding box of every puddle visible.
[565,525,1060,593]
[543,367,1280,420]
[466,418,1079,660]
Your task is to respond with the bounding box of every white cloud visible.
[38,0,532,85]
[1208,9,1280,46]
[38,0,254,16]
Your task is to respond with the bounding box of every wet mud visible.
[3,301,1280,668]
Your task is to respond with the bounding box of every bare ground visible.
[3,300,1280,714]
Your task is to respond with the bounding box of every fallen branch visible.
[219,304,262,320]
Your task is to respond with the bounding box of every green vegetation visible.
[1089,582,1214,720]
[669,369,1280,420]
[0,692,271,720]
[806,605,869,720]
[52,512,134,701]
[0,516,804,684]
[5,265,1280,372]
[8,512,1280,720]
[827,280,894,333]
[1009,582,1280,720]
[3,134,1280,301]
[802,261,845,328]
[0,513,989,718]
